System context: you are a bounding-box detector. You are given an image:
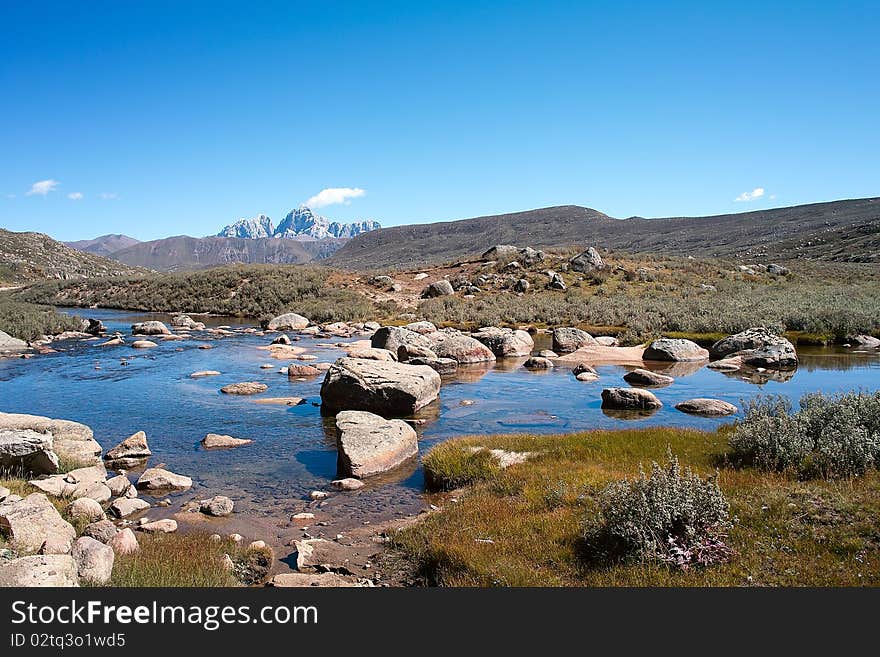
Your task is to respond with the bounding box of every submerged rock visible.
[335,410,419,478]
[201,433,253,449]
[523,356,554,370]
[623,368,674,387]
[220,382,268,395]
[104,431,151,469]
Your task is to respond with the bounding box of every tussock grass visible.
[109,533,242,587]
[397,427,880,586]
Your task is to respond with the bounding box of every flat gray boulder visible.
[0,412,101,466]
[0,493,77,553]
[552,327,598,353]
[135,467,192,491]
[131,321,171,335]
[710,327,796,359]
[601,387,663,410]
[623,368,674,387]
[430,334,496,364]
[643,338,709,362]
[0,555,79,587]
[267,313,310,331]
[675,398,738,416]
[371,326,434,353]
[321,357,440,416]
[335,411,419,478]
[421,280,454,298]
[569,247,605,272]
[472,327,534,357]
[0,329,27,353]
[0,429,59,474]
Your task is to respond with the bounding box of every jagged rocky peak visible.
[274,205,380,241]
[217,214,275,239]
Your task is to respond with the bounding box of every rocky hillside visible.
[0,228,145,283]
[64,234,141,257]
[326,198,880,270]
[109,235,346,271]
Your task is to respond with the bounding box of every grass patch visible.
[108,533,244,587]
[395,427,880,586]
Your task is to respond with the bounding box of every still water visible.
[2,308,879,525]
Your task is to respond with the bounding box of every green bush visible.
[729,392,880,478]
[585,453,731,568]
[0,296,81,341]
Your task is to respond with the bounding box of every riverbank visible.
[391,425,880,586]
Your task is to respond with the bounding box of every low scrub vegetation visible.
[17,264,376,323]
[0,296,81,341]
[585,453,732,569]
[729,392,880,479]
[396,427,880,586]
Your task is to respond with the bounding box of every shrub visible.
[585,453,731,569]
[0,296,81,341]
[729,392,880,478]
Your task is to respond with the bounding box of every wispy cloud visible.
[100,192,119,200]
[305,187,366,208]
[26,179,59,196]
[67,192,84,200]
[6,194,16,199]
[734,187,765,202]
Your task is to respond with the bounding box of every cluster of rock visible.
[0,417,207,587]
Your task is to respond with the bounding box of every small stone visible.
[138,519,178,533]
[310,491,329,501]
[330,478,365,491]
[199,495,234,517]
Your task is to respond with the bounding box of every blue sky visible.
[1,0,878,241]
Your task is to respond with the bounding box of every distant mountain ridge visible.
[216,206,380,241]
[326,198,880,270]
[65,234,141,257]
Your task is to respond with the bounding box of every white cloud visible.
[6,194,16,199]
[305,187,366,208]
[26,179,59,196]
[734,187,765,202]
[67,192,83,200]
[100,192,119,200]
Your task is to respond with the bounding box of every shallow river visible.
[2,308,879,529]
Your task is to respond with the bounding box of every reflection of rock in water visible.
[491,356,529,372]
[719,366,797,385]
[641,360,706,378]
[601,407,661,421]
[451,363,494,383]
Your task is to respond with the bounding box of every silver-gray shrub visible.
[590,453,731,567]
[729,392,880,478]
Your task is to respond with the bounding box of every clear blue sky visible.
[2,0,878,241]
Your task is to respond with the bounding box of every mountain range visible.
[216,206,381,241]
[64,234,142,257]
[11,197,879,277]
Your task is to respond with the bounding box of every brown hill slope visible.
[109,235,346,271]
[326,198,880,270]
[65,234,141,257]
[0,228,146,283]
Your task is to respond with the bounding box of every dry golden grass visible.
[394,428,880,586]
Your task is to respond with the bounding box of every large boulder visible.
[130,321,170,336]
[321,358,441,416]
[738,344,799,370]
[266,313,310,331]
[430,334,496,364]
[0,413,101,466]
[220,382,268,395]
[0,555,79,587]
[335,411,419,478]
[0,493,77,553]
[472,327,534,357]
[67,498,105,523]
[104,431,151,469]
[709,327,796,359]
[371,326,434,354]
[675,399,738,416]
[407,356,458,375]
[200,495,234,517]
[72,536,114,585]
[135,467,192,492]
[569,247,605,272]
[523,357,554,370]
[600,387,663,410]
[397,343,438,362]
[0,429,59,474]
[421,280,455,298]
[481,245,520,260]
[643,338,709,362]
[108,498,150,518]
[552,327,598,353]
[0,329,27,353]
[109,528,139,555]
[83,519,119,544]
[404,321,437,334]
